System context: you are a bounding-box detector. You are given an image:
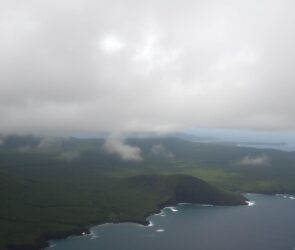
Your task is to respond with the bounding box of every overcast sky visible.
[1,0,295,135]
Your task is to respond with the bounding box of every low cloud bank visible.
[1,1,295,135]
[151,144,174,159]
[103,137,142,161]
[237,154,271,167]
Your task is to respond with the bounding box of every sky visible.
[1,0,295,136]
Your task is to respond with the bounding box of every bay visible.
[47,194,295,250]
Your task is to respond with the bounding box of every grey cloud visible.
[0,0,295,135]
[151,144,174,159]
[236,154,271,167]
[103,137,142,161]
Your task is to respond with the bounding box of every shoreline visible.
[7,193,256,250]
[41,199,248,250]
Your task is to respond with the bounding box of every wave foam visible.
[156,229,165,232]
[246,201,256,206]
[178,202,191,206]
[166,206,178,212]
[154,211,165,216]
[90,235,98,240]
[148,221,154,227]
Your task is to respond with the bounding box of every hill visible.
[126,174,246,206]
[0,172,245,250]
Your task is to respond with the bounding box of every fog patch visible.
[60,150,80,162]
[151,144,174,159]
[103,137,142,161]
[237,154,271,167]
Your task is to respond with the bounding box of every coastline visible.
[6,207,160,250]
[7,194,250,250]
[42,199,248,250]
[41,192,295,250]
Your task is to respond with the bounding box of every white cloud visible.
[99,34,125,54]
[103,137,142,161]
[151,144,174,159]
[237,154,271,167]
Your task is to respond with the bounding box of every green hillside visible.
[0,172,245,250]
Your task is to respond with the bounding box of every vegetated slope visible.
[125,174,247,206]
[0,172,246,250]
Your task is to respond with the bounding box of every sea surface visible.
[47,194,295,250]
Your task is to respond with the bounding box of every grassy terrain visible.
[0,135,295,249]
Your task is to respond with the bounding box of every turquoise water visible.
[47,194,295,250]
